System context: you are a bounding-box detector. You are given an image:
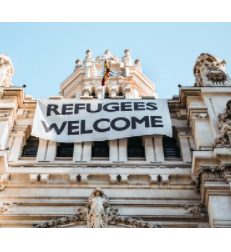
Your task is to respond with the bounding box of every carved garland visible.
[33,188,161,228]
[33,211,161,228]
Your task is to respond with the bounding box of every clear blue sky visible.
[1,23,231,99]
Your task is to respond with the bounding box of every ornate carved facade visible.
[0,51,231,228]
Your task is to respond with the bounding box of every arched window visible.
[56,143,74,157]
[92,141,109,158]
[163,136,181,159]
[22,137,39,157]
[127,137,145,158]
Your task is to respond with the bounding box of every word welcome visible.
[41,116,163,135]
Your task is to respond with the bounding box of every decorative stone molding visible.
[0,202,18,214]
[214,100,231,147]
[33,188,161,228]
[0,202,9,213]
[150,175,159,183]
[183,204,208,217]
[194,113,209,119]
[82,86,92,97]
[195,165,231,193]
[161,174,169,183]
[40,174,49,183]
[110,175,128,184]
[0,175,4,191]
[0,54,14,87]
[29,174,39,183]
[194,53,231,87]
[0,112,11,118]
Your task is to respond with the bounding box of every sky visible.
[0,22,231,99]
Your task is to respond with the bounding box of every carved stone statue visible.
[83,49,94,67]
[194,53,231,87]
[74,59,82,71]
[215,100,231,147]
[122,49,133,67]
[135,59,142,71]
[0,54,14,87]
[96,50,120,64]
[96,56,103,63]
[87,188,108,228]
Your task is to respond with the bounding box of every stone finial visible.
[124,49,131,56]
[103,50,120,63]
[86,49,92,57]
[104,49,111,56]
[96,56,103,63]
[0,54,14,87]
[74,59,82,71]
[135,59,142,71]
[122,49,133,67]
[83,49,94,67]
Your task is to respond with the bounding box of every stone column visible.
[73,142,82,161]
[8,133,25,162]
[189,137,196,151]
[82,142,92,162]
[6,136,14,151]
[208,195,231,228]
[109,140,118,162]
[124,67,130,77]
[36,139,48,161]
[0,121,9,150]
[45,140,56,162]
[124,87,130,98]
[144,136,155,162]
[97,87,104,99]
[179,136,191,162]
[119,138,127,162]
[153,136,164,162]
[83,87,90,97]
[110,87,118,98]
[85,67,91,78]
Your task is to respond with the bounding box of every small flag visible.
[102,60,110,86]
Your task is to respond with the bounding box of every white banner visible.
[32,99,172,142]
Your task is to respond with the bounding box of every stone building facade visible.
[0,50,231,228]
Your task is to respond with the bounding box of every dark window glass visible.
[163,136,181,158]
[118,92,123,96]
[127,137,145,158]
[92,141,109,158]
[57,143,74,157]
[22,137,39,157]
